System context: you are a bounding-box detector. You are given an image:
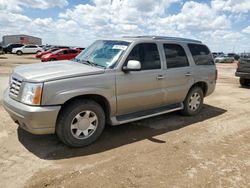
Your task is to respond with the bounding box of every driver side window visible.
[126,43,161,70]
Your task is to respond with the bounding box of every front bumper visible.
[235,71,250,79]
[3,89,61,134]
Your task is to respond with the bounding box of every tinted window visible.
[126,43,160,70]
[188,44,214,65]
[63,50,69,54]
[164,44,189,68]
[25,45,36,48]
[14,44,23,47]
[68,49,77,54]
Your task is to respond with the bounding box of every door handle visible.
[185,72,191,76]
[157,75,164,80]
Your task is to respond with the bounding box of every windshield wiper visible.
[82,60,106,69]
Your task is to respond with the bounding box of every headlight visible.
[21,83,43,105]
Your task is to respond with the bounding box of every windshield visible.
[52,49,63,54]
[75,40,130,68]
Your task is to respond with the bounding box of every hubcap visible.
[188,92,201,111]
[70,110,98,139]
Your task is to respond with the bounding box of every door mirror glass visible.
[123,60,141,72]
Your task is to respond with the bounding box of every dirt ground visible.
[0,54,249,188]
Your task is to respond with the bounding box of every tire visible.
[36,50,41,54]
[16,51,22,55]
[240,78,250,87]
[181,87,204,116]
[56,99,105,147]
[51,58,57,61]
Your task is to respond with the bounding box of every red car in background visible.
[35,48,59,58]
[41,48,82,62]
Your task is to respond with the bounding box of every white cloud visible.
[212,0,250,13]
[0,0,68,12]
[1,0,250,52]
[159,1,230,32]
[242,26,250,34]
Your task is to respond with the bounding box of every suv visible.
[3,36,217,147]
[12,44,42,55]
[3,43,24,53]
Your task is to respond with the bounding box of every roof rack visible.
[122,36,202,43]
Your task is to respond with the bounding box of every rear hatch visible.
[237,58,250,73]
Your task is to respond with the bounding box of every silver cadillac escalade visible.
[3,36,217,147]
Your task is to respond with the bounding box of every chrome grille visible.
[9,77,22,98]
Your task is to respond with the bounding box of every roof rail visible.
[122,36,202,43]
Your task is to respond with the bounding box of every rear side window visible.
[188,44,214,65]
[126,43,161,70]
[63,50,69,54]
[25,45,36,48]
[68,50,77,54]
[164,44,189,68]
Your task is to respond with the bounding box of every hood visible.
[13,60,105,82]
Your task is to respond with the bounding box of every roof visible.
[2,34,41,39]
[121,36,202,43]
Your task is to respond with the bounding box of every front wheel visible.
[56,99,105,147]
[16,51,22,55]
[181,87,204,116]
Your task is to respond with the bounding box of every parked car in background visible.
[41,48,82,62]
[3,43,24,54]
[35,48,59,58]
[214,55,234,63]
[12,45,43,55]
[235,56,250,87]
[212,52,224,58]
[0,46,4,54]
[3,36,217,147]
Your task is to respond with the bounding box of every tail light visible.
[215,69,218,80]
[236,60,240,70]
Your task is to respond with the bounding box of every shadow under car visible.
[17,104,226,160]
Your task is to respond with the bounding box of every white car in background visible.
[214,55,235,63]
[12,44,42,55]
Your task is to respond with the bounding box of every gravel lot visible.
[0,54,249,188]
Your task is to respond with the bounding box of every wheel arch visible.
[57,94,111,121]
[189,81,208,96]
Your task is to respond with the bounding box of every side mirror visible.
[123,60,141,72]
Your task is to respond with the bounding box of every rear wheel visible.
[240,78,250,87]
[51,58,56,61]
[181,87,204,116]
[16,51,22,55]
[56,99,105,147]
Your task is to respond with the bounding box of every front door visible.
[116,43,165,115]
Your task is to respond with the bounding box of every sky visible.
[1,0,250,53]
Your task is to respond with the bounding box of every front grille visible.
[9,77,22,98]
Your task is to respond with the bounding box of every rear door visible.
[23,45,37,53]
[162,43,193,104]
[57,50,68,60]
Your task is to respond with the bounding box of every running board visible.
[110,103,183,125]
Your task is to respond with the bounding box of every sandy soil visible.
[0,55,249,188]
